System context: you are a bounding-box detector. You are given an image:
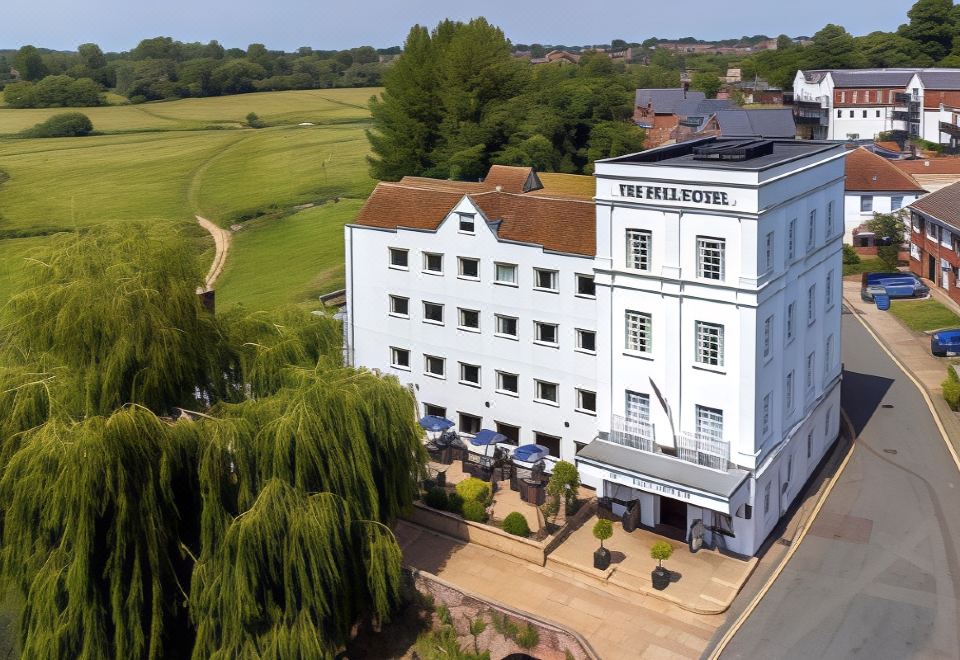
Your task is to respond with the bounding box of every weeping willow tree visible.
[0,223,427,658]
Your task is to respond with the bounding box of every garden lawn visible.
[214,199,362,311]
[889,298,960,332]
[842,257,887,277]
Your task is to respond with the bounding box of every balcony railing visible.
[610,415,655,452]
[940,121,960,138]
[892,111,910,122]
[608,416,732,471]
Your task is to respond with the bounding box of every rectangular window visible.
[762,393,771,436]
[826,271,834,307]
[827,202,834,237]
[625,310,652,353]
[836,109,842,118]
[533,268,559,291]
[458,308,480,331]
[459,362,480,386]
[390,347,410,370]
[786,302,796,342]
[825,334,835,374]
[876,110,881,118]
[927,222,938,241]
[860,196,873,213]
[807,430,813,459]
[806,352,815,391]
[576,274,596,297]
[534,322,559,345]
[495,262,517,285]
[458,257,479,279]
[785,371,794,411]
[576,329,596,353]
[458,213,475,233]
[696,405,723,439]
[495,314,518,338]
[577,389,597,414]
[826,407,833,437]
[697,237,725,280]
[389,295,409,317]
[764,482,771,514]
[423,252,443,274]
[764,231,774,272]
[862,109,867,118]
[788,219,797,259]
[389,247,409,269]
[626,391,650,421]
[807,284,816,324]
[763,315,772,358]
[626,229,652,271]
[424,403,446,418]
[892,196,903,211]
[534,431,561,457]
[787,454,794,483]
[459,412,482,435]
[424,355,445,378]
[423,301,444,324]
[807,210,816,249]
[849,110,854,118]
[496,371,519,395]
[534,380,559,405]
[695,321,724,367]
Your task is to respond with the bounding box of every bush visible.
[445,491,464,515]
[456,477,492,505]
[461,500,487,523]
[943,367,960,411]
[592,519,613,547]
[21,112,94,138]
[842,244,860,265]
[424,487,448,510]
[515,623,540,650]
[650,540,674,567]
[546,460,580,510]
[246,111,265,128]
[502,512,530,537]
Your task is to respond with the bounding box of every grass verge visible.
[889,298,960,333]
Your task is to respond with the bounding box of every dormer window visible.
[458,213,475,233]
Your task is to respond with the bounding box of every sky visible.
[3,0,917,53]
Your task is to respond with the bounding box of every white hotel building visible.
[344,139,845,556]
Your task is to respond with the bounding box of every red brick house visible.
[908,182,960,302]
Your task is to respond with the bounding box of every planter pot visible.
[593,547,611,571]
[651,567,670,590]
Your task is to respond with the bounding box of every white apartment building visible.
[793,68,960,146]
[345,140,845,557]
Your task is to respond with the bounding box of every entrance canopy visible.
[577,439,750,514]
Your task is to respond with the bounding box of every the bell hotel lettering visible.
[618,184,730,206]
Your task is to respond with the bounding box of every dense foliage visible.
[368,19,645,179]
[20,112,94,137]
[0,223,426,658]
[502,512,531,537]
[3,75,104,107]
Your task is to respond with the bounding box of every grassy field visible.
[0,88,379,307]
[889,298,960,332]
[842,256,887,277]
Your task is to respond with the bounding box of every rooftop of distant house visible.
[635,88,706,115]
[893,158,960,175]
[602,137,839,171]
[801,68,960,89]
[714,108,796,139]
[844,147,925,193]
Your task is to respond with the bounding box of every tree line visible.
[0,38,397,106]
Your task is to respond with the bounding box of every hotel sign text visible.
[616,184,730,206]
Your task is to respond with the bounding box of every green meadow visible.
[0,88,378,307]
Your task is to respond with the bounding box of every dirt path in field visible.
[196,215,231,290]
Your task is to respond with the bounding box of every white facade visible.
[844,190,920,243]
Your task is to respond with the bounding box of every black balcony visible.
[895,92,912,104]
[940,121,960,138]
[892,111,910,121]
[793,106,828,125]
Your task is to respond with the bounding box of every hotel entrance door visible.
[659,497,687,533]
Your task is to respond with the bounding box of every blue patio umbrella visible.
[513,444,550,463]
[419,415,454,433]
[470,429,508,456]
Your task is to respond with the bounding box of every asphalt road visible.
[721,307,960,659]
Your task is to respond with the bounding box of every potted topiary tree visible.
[650,541,674,590]
[592,519,613,570]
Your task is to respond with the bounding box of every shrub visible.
[842,244,860,265]
[246,111,265,128]
[650,540,674,568]
[445,491,464,515]
[456,477,492,505]
[592,519,613,548]
[515,623,540,650]
[502,512,530,537]
[546,460,580,511]
[21,112,93,138]
[424,487,448,510]
[943,367,960,411]
[461,500,487,523]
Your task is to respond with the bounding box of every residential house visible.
[908,182,960,298]
[843,147,925,245]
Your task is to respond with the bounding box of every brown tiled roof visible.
[893,158,960,175]
[397,176,489,193]
[483,165,541,193]
[875,141,901,153]
[910,181,960,229]
[353,183,467,231]
[845,147,925,193]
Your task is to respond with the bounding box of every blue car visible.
[861,272,930,302]
[931,329,960,357]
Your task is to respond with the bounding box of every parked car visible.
[861,272,929,302]
[931,329,960,357]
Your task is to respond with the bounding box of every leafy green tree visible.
[20,111,94,137]
[12,45,48,81]
[77,42,106,69]
[690,71,722,98]
[585,121,645,171]
[899,0,955,62]
[857,31,930,67]
[803,24,867,69]
[867,211,907,270]
[211,59,266,94]
[133,36,182,61]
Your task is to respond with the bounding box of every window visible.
[927,222,939,241]
[495,262,517,285]
[697,237,725,280]
[626,391,650,421]
[876,109,880,118]
[825,334,835,374]
[458,308,480,331]
[763,315,772,358]
[458,257,479,279]
[852,91,857,103]
[807,284,816,324]
[840,91,846,103]
[534,431,561,457]
[807,430,813,459]
[849,110,854,118]
[764,231,774,272]
[424,355,445,378]
[788,219,797,259]
[423,252,443,274]
[785,371,795,411]
[836,109,842,118]
[806,352,815,391]
[534,322,559,345]
[459,362,480,386]
[825,271,834,308]
[496,371,518,395]
[626,229,652,271]
[389,295,409,317]
[389,247,408,269]
[576,274,596,297]
[625,311,652,353]
[825,407,833,438]
[458,213,475,233]
[534,380,559,405]
[787,453,794,483]
[695,321,724,367]
[764,482,771,514]
[459,412,482,435]
[497,422,520,444]
[786,302,796,342]
[576,389,597,414]
[390,347,410,370]
[576,329,596,353]
[862,110,867,118]
[495,314,518,338]
[424,403,446,418]
[827,202,834,237]
[762,393,771,436]
[860,196,873,213]
[807,210,816,249]
[534,268,558,291]
[423,301,444,324]
[892,196,903,211]
[696,405,723,439]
